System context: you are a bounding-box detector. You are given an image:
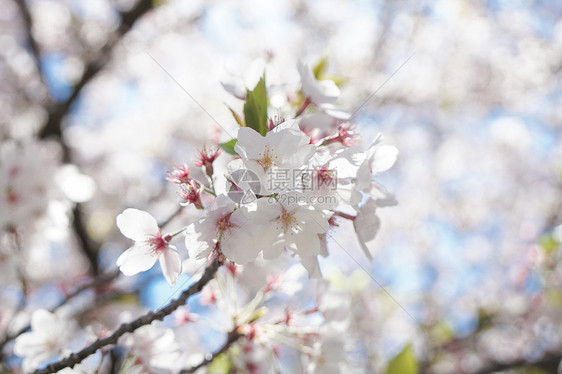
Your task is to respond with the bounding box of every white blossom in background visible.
[0,140,94,232]
[121,324,181,373]
[116,208,182,286]
[353,198,381,261]
[14,310,76,372]
[298,60,340,106]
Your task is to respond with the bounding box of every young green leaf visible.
[243,73,268,136]
[385,345,418,374]
[227,106,246,127]
[219,139,238,155]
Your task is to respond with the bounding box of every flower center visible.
[317,166,335,184]
[216,213,234,236]
[146,233,168,254]
[276,209,298,234]
[257,145,277,170]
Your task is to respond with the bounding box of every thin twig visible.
[0,269,120,355]
[72,204,101,275]
[180,327,243,373]
[32,258,221,374]
[14,0,43,79]
[464,352,562,374]
[158,204,184,228]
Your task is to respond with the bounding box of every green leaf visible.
[312,56,328,79]
[243,73,268,136]
[219,139,238,155]
[227,106,246,127]
[385,345,418,374]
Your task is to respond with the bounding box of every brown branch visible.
[14,0,43,78]
[72,204,101,275]
[180,327,243,373]
[466,352,562,374]
[32,258,221,374]
[0,269,120,356]
[38,0,154,144]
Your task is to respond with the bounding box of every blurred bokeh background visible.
[2,0,562,373]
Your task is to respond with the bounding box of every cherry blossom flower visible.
[116,209,182,286]
[297,61,340,106]
[194,146,221,178]
[233,122,316,195]
[178,179,204,209]
[14,309,75,372]
[248,195,330,277]
[235,122,315,171]
[121,324,181,373]
[185,194,258,264]
[353,198,381,261]
[353,134,399,204]
[166,164,191,184]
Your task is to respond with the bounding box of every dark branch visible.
[180,327,243,373]
[32,258,221,374]
[467,352,562,374]
[72,205,101,275]
[0,269,120,355]
[14,0,43,78]
[38,0,154,143]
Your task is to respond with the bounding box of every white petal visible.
[353,199,380,261]
[319,233,329,257]
[229,208,248,227]
[117,245,159,276]
[117,209,159,241]
[312,80,340,104]
[236,127,265,159]
[159,247,182,286]
[296,209,329,234]
[293,231,321,256]
[298,61,340,105]
[255,224,281,250]
[220,81,246,100]
[255,198,282,221]
[284,144,316,169]
[371,145,398,173]
[185,223,211,260]
[222,230,259,264]
[14,332,43,357]
[263,239,285,260]
[300,255,322,279]
[29,309,58,332]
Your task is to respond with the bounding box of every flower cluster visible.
[115,61,397,283]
